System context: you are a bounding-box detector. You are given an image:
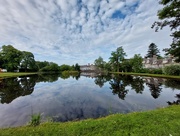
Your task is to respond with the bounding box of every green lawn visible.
[0,72,37,78]
[0,105,180,136]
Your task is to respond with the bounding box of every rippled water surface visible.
[0,73,179,128]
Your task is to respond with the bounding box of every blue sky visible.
[0,0,172,65]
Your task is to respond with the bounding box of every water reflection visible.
[94,75,158,99]
[0,73,180,128]
[0,76,36,104]
[1,74,180,104]
[109,75,129,100]
[167,94,180,105]
[144,78,162,99]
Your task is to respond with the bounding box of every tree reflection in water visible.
[0,76,36,104]
[130,76,144,94]
[0,74,62,104]
[167,94,180,105]
[109,75,130,100]
[1,73,180,104]
[94,75,111,88]
[94,74,180,100]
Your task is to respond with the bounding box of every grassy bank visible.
[110,72,180,79]
[0,72,37,79]
[0,106,180,136]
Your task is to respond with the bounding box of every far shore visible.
[0,71,180,79]
[110,72,180,79]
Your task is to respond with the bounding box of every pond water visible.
[0,73,180,128]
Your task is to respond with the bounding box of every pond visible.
[0,73,180,128]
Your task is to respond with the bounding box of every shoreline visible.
[110,72,180,79]
[1,72,180,79]
[0,105,179,135]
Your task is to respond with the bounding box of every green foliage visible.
[20,51,38,72]
[109,46,126,72]
[149,68,163,74]
[75,63,80,71]
[145,43,161,58]
[94,56,105,69]
[130,54,143,72]
[104,62,111,71]
[38,62,60,72]
[29,113,41,127]
[59,64,71,72]
[163,65,180,76]
[142,68,163,74]
[36,61,49,70]
[0,45,22,71]
[152,0,180,62]
[121,60,132,72]
[140,68,150,73]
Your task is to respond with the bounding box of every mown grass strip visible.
[0,106,180,136]
[110,72,180,79]
[0,72,37,79]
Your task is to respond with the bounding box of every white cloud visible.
[0,0,172,65]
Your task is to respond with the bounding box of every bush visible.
[149,68,163,74]
[140,68,150,73]
[140,68,162,74]
[163,65,180,76]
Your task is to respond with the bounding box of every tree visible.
[0,45,22,71]
[121,60,132,72]
[109,46,126,72]
[94,56,105,69]
[40,62,59,72]
[59,64,71,71]
[74,63,80,71]
[130,54,143,73]
[152,0,180,62]
[20,51,37,72]
[36,61,49,71]
[145,43,161,58]
[104,62,111,71]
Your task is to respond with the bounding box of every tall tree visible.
[20,51,36,72]
[130,54,143,73]
[74,63,80,71]
[145,43,160,58]
[94,56,105,69]
[152,0,180,62]
[109,46,126,72]
[0,45,22,71]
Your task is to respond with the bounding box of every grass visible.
[110,72,180,79]
[0,72,37,79]
[29,113,41,127]
[0,105,180,136]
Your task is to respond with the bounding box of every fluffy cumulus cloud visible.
[0,0,172,65]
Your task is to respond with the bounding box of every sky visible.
[0,0,172,65]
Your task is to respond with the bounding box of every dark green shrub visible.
[140,68,162,74]
[163,65,180,76]
[140,68,150,73]
[149,68,163,74]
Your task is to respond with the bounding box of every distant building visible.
[80,64,97,71]
[142,55,178,69]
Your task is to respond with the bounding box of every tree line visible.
[94,43,161,73]
[0,45,80,72]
